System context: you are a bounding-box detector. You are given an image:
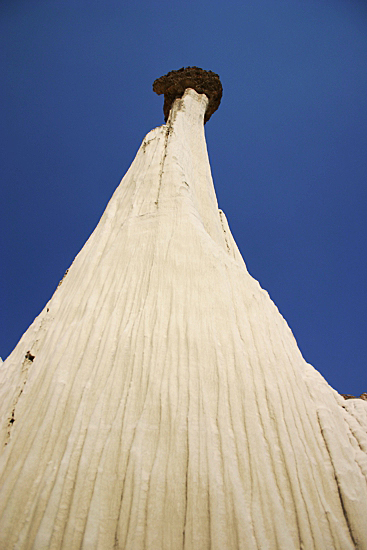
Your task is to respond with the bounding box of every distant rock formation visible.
[153,66,222,123]
[341,392,367,401]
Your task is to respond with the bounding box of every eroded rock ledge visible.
[341,392,367,401]
[153,66,222,123]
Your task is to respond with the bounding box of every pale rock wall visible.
[0,89,366,549]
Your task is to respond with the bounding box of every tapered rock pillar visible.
[1,69,367,550]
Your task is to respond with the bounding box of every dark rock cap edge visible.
[153,66,223,123]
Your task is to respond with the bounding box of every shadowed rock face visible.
[153,66,222,123]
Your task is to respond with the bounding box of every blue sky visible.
[1,0,366,395]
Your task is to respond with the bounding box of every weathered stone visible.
[153,66,222,123]
[1,86,367,550]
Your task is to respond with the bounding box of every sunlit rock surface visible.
[1,89,367,549]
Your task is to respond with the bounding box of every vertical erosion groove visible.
[4,342,39,446]
[219,210,231,254]
[155,122,172,208]
[316,410,357,547]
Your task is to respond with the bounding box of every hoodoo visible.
[1,68,367,549]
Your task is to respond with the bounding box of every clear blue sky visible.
[1,0,366,395]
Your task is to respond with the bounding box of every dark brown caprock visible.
[153,66,222,123]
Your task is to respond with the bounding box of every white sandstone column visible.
[1,69,366,550]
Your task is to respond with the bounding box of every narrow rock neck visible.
[160,88,226,250]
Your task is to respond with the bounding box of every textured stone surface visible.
[0,89,367,549]
[153,66,222,123]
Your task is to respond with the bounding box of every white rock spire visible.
[1,83,367,549]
